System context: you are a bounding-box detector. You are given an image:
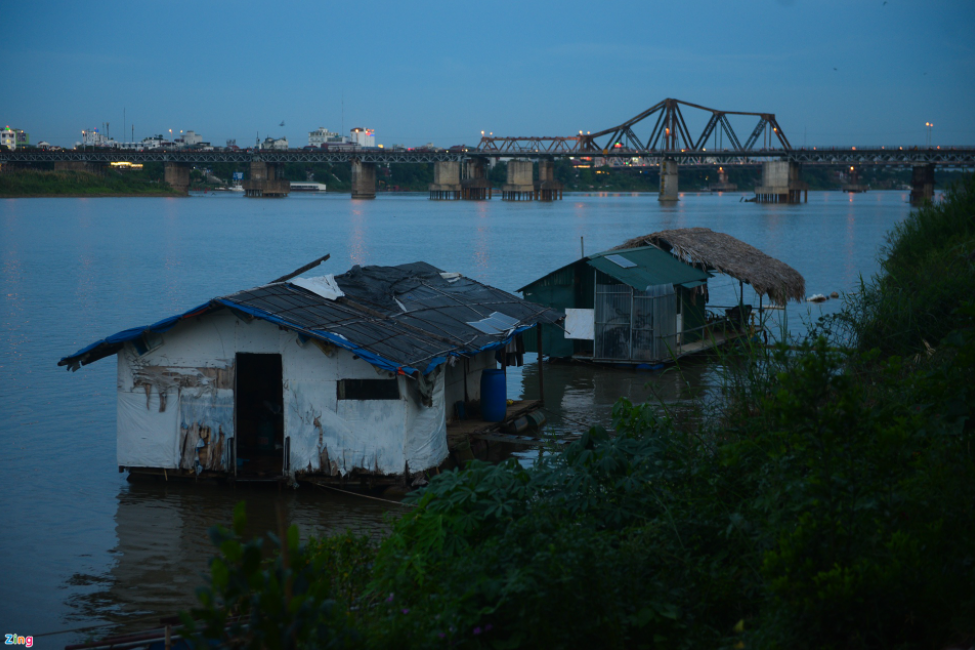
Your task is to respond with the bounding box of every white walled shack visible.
[59,262,563,484]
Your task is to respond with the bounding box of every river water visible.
[0,189,917,643]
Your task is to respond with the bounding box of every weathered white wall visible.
[115,310,449,477]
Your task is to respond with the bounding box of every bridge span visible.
[1,98,971,202]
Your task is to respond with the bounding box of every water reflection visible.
[518,355,718,436]
[349,207,367,266]
[64,481,395,638]
[472,201,491,272]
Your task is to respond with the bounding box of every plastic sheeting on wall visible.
[117,390,180,468]
[404,376,448,472]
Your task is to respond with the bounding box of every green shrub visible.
[185,175,975,649]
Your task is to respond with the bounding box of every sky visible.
[3,0,974,149]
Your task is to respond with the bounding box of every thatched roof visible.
[613,228,806,304]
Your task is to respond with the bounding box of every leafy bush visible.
[186,175,975,649]
[850,173,975,355]
[182,502,356,650]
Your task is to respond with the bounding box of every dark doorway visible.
[235,353,284,478]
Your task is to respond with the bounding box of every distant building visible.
[309,127,347,147]
[177,130,204,147]
[1,127,30,150]
[78,128,116,148]
[349,127,375,148]
[261,136,289,150]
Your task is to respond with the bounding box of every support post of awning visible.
[537,328,545,406]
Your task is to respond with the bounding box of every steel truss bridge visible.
[1,98,972,167]
[3,146,973,168]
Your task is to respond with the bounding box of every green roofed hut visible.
[518,228,805,367]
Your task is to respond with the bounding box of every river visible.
[0,189,917,643]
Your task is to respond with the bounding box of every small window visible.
[337,378,400,400]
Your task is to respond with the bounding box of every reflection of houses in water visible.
[517,355,714,436]
[65,483,392,637]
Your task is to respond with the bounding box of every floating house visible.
[519,228,805,366]
[59,261,563,485]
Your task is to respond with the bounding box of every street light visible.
[925,122,933,147]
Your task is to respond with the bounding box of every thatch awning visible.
[614,228,806,304]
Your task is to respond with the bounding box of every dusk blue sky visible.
[4,0,974,149]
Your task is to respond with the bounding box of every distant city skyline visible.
[4,0,974,149]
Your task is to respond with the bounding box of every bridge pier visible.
[708,166,737,192]
[754,161,807,203]
[351,161,377,200]
[910,164,935,204]
[164,162,191,194]
[461,158,491,200]
[243,162,289,198]
[535,160,563,201]
[429,161,461,200]
[842,165,867,193]
[502,160,534,201]
[659,159,679,201]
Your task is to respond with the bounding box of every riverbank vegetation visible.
[182,176,975,649]
[0,169,180,197]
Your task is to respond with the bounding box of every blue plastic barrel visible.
[480,369,507,422]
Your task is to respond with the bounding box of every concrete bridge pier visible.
[910,164,935,204]
[461,158,491,200]
[535,160,563,201]
[502,160,534,201]
[164,162,191,194]
[351,160,377,200]
[659,159,679,202]
[754,161,808,203]
[243,162,290,198]
[429,161,461,200]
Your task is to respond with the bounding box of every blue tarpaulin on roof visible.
[59,262,563,376]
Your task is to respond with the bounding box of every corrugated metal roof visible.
[59,262,563,376]
[587,246,709,289]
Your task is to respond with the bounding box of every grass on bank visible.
[0,169,180,196]
[180,176,975,650]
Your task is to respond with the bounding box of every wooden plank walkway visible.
[473,431,582,447]
[447,399,541,442]
[675,328,745,356]
[446,400,584,453]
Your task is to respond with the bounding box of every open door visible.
[235,353,284,478]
